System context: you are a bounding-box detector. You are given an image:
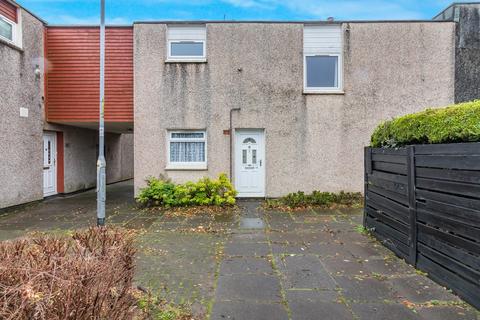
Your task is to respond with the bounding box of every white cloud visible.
[220,0,278,10]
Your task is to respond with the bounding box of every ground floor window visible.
[167,130,207,169]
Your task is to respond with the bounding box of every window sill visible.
[165,165,208,171]
[165,58,207,64]
[303,90,345,95]
[0,37,23,52]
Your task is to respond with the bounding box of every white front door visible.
[43,132,57,197]
[235,129,265,197]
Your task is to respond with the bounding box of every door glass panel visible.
[47,141,51,164]
[242,149,247,164]
[252,150,257,164]
[243,137,256,144]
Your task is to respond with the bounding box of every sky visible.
[16,0,474,25]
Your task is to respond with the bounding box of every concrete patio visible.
[0,181,477,319]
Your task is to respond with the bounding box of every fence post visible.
[407,146,418,266]
[363,147,372,228]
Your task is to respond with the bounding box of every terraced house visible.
[1,0,479,208]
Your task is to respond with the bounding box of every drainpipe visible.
[229,108,241,181]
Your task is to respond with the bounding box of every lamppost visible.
[97,0,106,226]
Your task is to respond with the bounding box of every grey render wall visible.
[434,3,480,103]
[119,133,134,180]
[134,22,456,197]
[0,9,44,208]
[455,4,480,103]
[106,133,134,184]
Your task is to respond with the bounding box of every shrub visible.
[370,100,480,148]
[265,190,363,210]
[136,173,237,208]
[0,227,138,320]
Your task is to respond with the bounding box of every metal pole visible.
[96,0,106,226]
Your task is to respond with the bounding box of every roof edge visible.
[433,2,480,20]
[46,24,133,28]
[133,19,454,25]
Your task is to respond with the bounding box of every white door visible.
[235,129,265,197]
[43,132,57,197]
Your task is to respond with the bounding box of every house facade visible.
[134,20,458,198]
[1,1,479,208]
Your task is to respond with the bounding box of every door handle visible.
[43,166,49,170]
[260,160,262,167]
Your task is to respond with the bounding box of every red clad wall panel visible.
[45,27,133,122]
[0,0,17,22]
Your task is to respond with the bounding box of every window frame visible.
[303,53,343,93]
[166,130,208,170]
[167,40,206,61]
[0,14,16,45]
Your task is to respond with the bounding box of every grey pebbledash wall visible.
[0,9,45,208]
[134,21,456,197]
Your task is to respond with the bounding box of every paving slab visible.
[285,288,340,303]
[416,306,480,320]
[351,302,421,320]
[271,242,316,255]
[230,232,267,242]
[322,255,415,278]
[387,275,461,303]
[334,276,397,302]
[210,301,288,320]
[219,257,273,275]
[289,300,354,320]
[277,255,336,290]
[239,217,264,229]
[224,240,270,257]
[215,274,283,302]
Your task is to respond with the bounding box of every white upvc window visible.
[303,25,343,93]
[0,14,16,45]
[167,130,207,170]
[167,25,206,62]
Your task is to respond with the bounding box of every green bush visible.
[370,100,480,148]
[265,190,363,209]
[136,173,237,207]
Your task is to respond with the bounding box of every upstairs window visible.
[167,25,206,61]
[306,55,339,88]
[167,131,207,169]
[0,15,15,44]
[304,25,343,93]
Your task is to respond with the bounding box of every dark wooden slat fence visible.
[364,142,480,309]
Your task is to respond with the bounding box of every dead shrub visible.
[0,227,138,320]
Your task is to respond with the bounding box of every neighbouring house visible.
[0,1,479,208]
[0,0,133,209]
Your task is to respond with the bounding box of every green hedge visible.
[370,100,480,148]
[136,173,237,207]
[265,190,363,209]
